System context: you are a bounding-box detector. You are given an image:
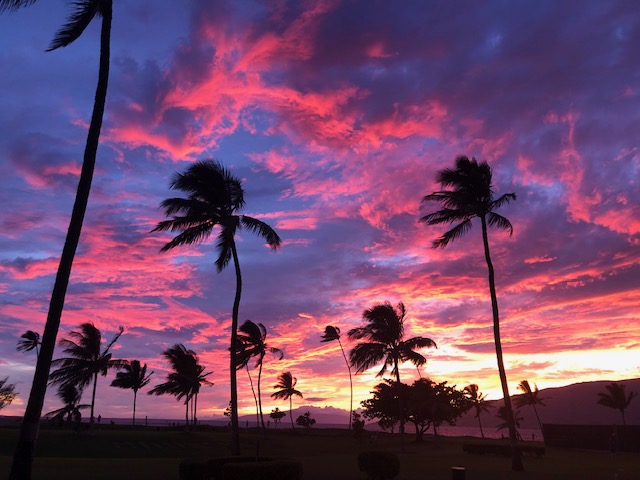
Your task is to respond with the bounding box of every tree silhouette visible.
[111,360,153,425]
[0,377,18,410]
[236,320,283,429]
[271,371,303,429]
[463,384,492,439]
[48,323,126,425]
[16,331,41,359]
[44,384,89,428]
[270,407,286,428]
[296,411,316,428]
[2,2,114,476]
[321,325,353,429]
[420,155,522,471]
[597,382,637,426]
[348,301,436,436]
[514,380,546,434]
[496,405,523,439]
[149,344,213,427]
[153,159,280,453]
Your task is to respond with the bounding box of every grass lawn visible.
[1,425,638,479]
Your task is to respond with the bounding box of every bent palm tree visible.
[149,344,213,427]
[597,382,637,426]
[2,2,114,477]
[111,360,153,425]
[236,320,283,429]
[320,325,353,429]
[16,331,41,359]
[153,160,281,453]
[48,323,126,425]
[420,155,522,471]
[271,371,303,429]
[514,380,546,434]
[463,384,492,439]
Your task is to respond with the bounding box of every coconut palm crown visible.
[597,382,637,426]
[152,159,281,454]
[420,155,522,471]
[16,331,41,358]
[111,360,153,425]
[271,371,303,429]
[348,302,436,383]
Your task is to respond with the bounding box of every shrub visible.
[357,451,400,480]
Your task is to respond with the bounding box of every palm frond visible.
[320,325,340,342]
[0,0,37,13]
[215,225,236,271]
[159,223,215,252]
[487,212,514,235]
[240,216,282,249]
[48,0,102,51]
[432,219,472,248]
[349,342,386,375]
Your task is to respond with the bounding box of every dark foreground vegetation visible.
[1,424,638,480]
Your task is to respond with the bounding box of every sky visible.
[1,0,639,422]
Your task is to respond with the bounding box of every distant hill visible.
[233,378,640,429]
[456,378,640,429]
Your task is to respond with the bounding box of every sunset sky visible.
[1,1,639,422]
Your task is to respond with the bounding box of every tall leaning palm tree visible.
[2,2,114,478]
[597,382,637,426]
[236,320,283,429]
[48,323,126,426]
[463,383,492,439]
[152,159,281,453]
[514,380,546,434]
[16,330,41,359]
[320,325,353,430]
[420,155,522,471]
[111,360,153,426]
[271,371,303,429]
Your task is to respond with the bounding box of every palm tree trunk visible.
[289,397,294,429]
[230,240,242,454]
[337,338,353,430]
[246,366,259,428]
[257,353,265,429]
[90,372,99,425]
[9,4,112,478]
[477,412,485,439]
[481,216,523,472]
[185,397,189,427]
[193,393,198,427]
[133,390,137,426]
[532,404,543,436]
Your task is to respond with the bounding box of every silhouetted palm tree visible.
[348,302,436,384]
[463,384,492,439]
[0,377,18,410]
[321,325,353,429]
[149,344,213,427]
[514,380,546,434]
[271,371,302,429]
[2,2,114,477]
[49,323,126,425]
[420,155,522,471]
[111,360,153,425]
[16,331,41,358]
[153,159,281,453]
[44,384,89,427]
[597,382,637,426]
[496,405,523,439]
[236,320,283,429]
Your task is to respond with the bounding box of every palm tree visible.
[16,331,41,358]
[420,155,522,471]
[44,384,89,428]
[152,159,281,453]
[496,405,524,439]
[2,2,114,477]
[320,325,353,430]
[149,344,213,427]
[0,377,18,410]
[349,302,436,438]
[463,384,492,439]
[348,302,436,384]
[236,320,283,429]
[111,360,153,426]
[48,323,126,426]
[597,382,637,426]
[514,380,546,434]
[271,371,303,429]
